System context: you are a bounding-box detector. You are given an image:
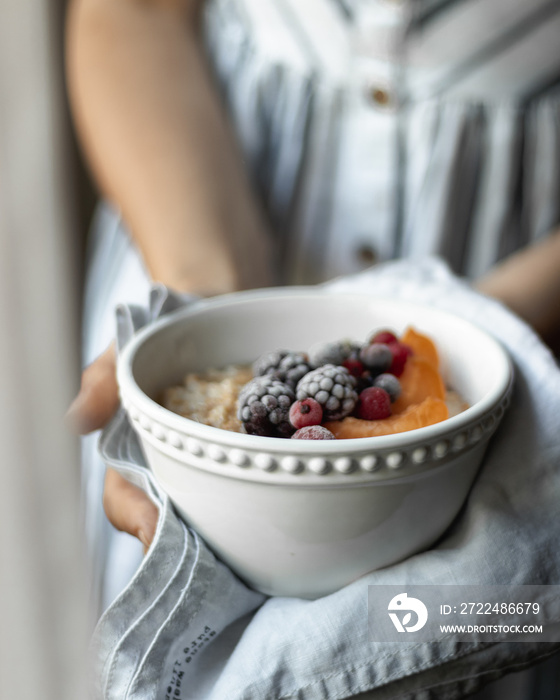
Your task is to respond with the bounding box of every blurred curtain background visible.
[0,0,94,697]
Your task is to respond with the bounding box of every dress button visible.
[367,85,393,108]
[356,244,378,265]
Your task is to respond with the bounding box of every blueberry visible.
[373,373,401,403]
[359,343,393,375]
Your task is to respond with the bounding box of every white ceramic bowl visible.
[117,288,513,598]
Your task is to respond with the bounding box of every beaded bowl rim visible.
[117,288,514,481]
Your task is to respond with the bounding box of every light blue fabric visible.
[93,259,560,699]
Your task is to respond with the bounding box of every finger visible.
[103,468,159,550]
[65,343,120,434]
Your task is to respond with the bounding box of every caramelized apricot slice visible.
[324,397,449,439]
[391,356,446,415]
[400,327,439,369]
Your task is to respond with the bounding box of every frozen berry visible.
[369,330,398,345]
[289,398,323,429]
[373,373,401,402]
[355,387,392,420]
[291,425,336,440]
[237,376,295,437]
[342,356,365,377]
[308,340,361,368]
[355,372,375,394]
[253,350,312,389]
[296,364,358,420]
[387,342,412,377]
[359,343,393,375]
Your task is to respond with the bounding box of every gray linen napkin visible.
[93,258,560,699]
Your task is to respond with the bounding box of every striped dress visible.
[204,0,560,284]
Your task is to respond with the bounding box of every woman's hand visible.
[476,228,560,355]
[66,344,159,549]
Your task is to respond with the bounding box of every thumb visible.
[103,468,159,550]
[65,343,120,434]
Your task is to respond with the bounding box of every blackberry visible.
[308,340,361,369]
[237,376,295,437]
[296,364,358,420]
[252,350,312,389]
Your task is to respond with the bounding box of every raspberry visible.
[373,373,401,402]
[369,330,398,345]
[237,376,295,437]
[359,343,392,375]
[355,387,392,420]
[253,350,312,389]
[308,340,361,368]
[342,356,365,377]
[387,342,412,377]
[291,425,336,440]
[289,398,323,429]
[296,364,358,420]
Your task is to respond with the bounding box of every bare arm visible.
[66,0,274,295]
[66,0,275,546]
[476,228,560,355]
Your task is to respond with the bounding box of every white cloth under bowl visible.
[92,258,560,699]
